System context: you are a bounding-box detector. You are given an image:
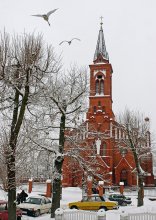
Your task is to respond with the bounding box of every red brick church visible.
[62,21,154,188]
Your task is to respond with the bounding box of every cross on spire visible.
[100,16,103,28]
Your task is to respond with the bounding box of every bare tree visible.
[13,64,89,217]
[0,127,32,188]
[116,109,154,206]
[44,66,88,218]
[0,129,8,191]
[62,108,154,208]
[64,123,113,187]
[0,30,60,220]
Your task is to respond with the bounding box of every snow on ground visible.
[1,185,156,220]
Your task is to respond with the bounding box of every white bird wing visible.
[31,14,43,17]
[59,41,68,45]
[47,9,58,17]
[71,38,81,41]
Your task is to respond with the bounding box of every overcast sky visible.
[0,0,156,139]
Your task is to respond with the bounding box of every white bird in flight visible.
[31,9,58,26]
[59,38,81,45]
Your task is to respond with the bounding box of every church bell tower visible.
[87,20,115,132]
[85,20,115,185]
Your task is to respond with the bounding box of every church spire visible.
[93,17,109,63]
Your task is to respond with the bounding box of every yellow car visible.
[68,195,118,211]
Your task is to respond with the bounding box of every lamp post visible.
[82,171,87,197]
[98,181,104,196]
[87,175,93,197]
[108,171,112,186]
[119,181,124,194]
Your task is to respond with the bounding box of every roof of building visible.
[93,20,109,62]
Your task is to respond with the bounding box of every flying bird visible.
[31,9,58,26]
[59,38,81,45]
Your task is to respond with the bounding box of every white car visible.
[17,195,51,217]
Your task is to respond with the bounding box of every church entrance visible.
[120,169,128,186]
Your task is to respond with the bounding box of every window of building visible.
[98,101,101,106]
[95,75,104,95]
[100,80,104,94]
[91,142,96,156]
[97,75,102,79]
[93,106,96,113]
[115,128,118,139]
[102,106,105,112]
[95,80,99,94]
[120,148,128,157]
[100,142,107,156]
[118,129,121,139]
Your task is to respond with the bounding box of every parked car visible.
[108,193,132,206]
[68,195,118,211]
[17,195,51,217]
[0,200,22,220]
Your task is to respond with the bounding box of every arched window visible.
[100,80,104,94]
[102,106,105,112]
[91,142,96,156]
[93,106,96,113]
[95,80,99,94]
[98,101,101,106]
[100,142,107,156]
[95,76,104,95]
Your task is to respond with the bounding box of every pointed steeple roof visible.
[94,18,109,63]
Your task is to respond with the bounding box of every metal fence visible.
[63,210,97,220]
[128,213,156,220]
[55,209,103,220]
[55,209,156,220]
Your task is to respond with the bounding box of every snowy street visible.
[5,186,156,220]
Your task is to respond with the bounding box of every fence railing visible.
[63,210,97,220]
[128,213,156,220]
[108,212,156,220]
[55,208,101,220]
[55,209,156,220]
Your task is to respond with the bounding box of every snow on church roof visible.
[114,157,133,170]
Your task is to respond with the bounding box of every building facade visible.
[62,22,154,188]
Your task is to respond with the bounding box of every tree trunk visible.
[7,154,16,220]
[7,74,29,220]
[137,175,144,206]
[127,127,144,207]
[51,165,62,218]
[8,189,16,220]
[7,87,19,220]
[133,152,144,207]
[51,112,65,218]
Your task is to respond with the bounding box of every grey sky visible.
[0,0,156,138]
